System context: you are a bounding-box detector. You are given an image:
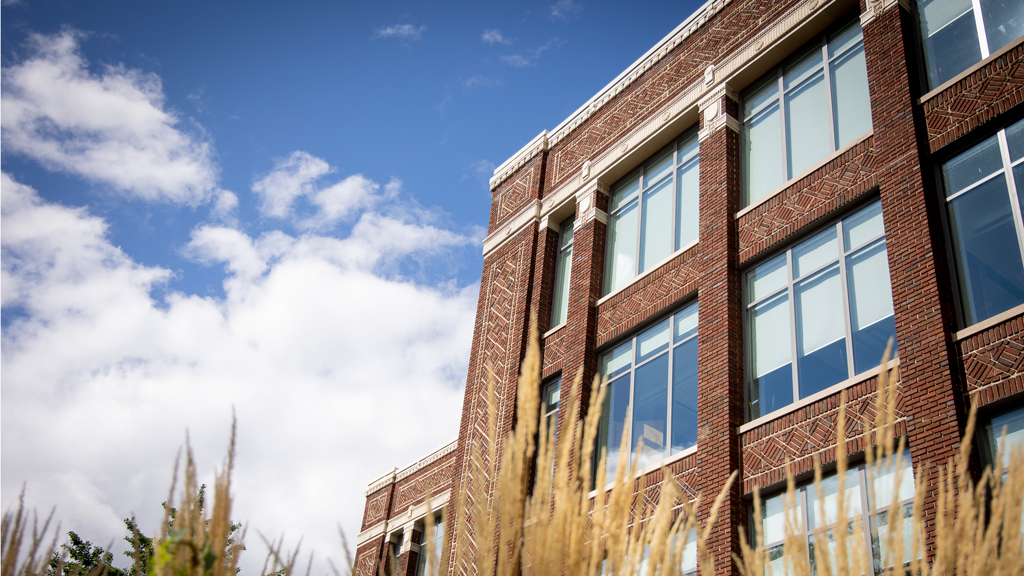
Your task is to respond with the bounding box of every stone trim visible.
[481,200,541,256]
[365,470,396,497]
[365,440,457,496]
[956,303,1024,341]
[356,520,387,547]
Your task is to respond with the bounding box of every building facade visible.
[356,0,1024,574]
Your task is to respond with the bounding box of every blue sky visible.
[1,0,703,572]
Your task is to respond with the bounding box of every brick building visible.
[355,0,1024,574]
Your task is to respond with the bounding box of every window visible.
[918,0,1024,90]
[985,405,1024,474]
[635,529,698,576]
[943,117,1024,327]
[551,220,574,327]
[756,452,917,576]
[414,514,445,576]
[741,19,872,206]
[594,301,699,482]
[543,376,561,438]
[604,128,699,295]
[745,201,897,420]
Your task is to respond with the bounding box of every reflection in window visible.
[756,452,917,576]
[745,201,897,420]
[605,128,700,294]
[551,219,574,327]
[414,514,445,576]
[943,117,1024,327]
[918,0,1024,89]
[741,19,872,206]
[594,302,699,482]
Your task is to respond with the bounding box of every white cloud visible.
[252,151,331,219]
[373,24,426,42]
[500,38,562,68]
[550,0,582,19]
[463,75,501,89]
[0,30,218,204]
[1,173,477,575]
[482,29,511,45]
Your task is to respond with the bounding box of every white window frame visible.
[917,0,1024,90]
[551,219,574,328]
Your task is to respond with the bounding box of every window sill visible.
[596,238,699,307]
[734,130,874,220]
[586,445,698,500]
[954,302,1024,342]
[543,323,566,339]
[738,360,898,434]
[919,35,1024,105]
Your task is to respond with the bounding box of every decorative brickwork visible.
[541,327,567,379]
[960,313,1024,407]
[595,245,700,346]
[354,540,382,576]
[924,41,1024,153]
[489,156,542,233]
[390,454,457,516]
[362,489,390,530]
[737,137,877,263]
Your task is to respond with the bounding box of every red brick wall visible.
[388,453,457,518]
[960,313,1024,407]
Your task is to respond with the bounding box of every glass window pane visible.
[843,201,885,251]
[679,528,698,573]
[599,374,632,481]
[948,175,1024,324]
[980,0,1024,55]
[611,169,641,211]
[943,134,1003,195]
[676,158,700,250]
[918,0,983,88]
[559,218,574,248]
[677,129,700,163]
[748,254,789,303]
[872,503,916,573]
[810,525,864,575]
[671,337,699,453]
[831,43,872,147]
[743,101,784,205]
[794,227,839,278]
[872,450,915,508]
[784,44,824,90]
[633,354,669,468]
[551,231,573,327]
[637,318,671,363]
[763,491,802,545]
[605,200,639,293]
[640,178,673,272]
[808,472,863,528]
[795,266,849,397]
[674,302,698,341]
[750,293,794,418]
[643,145,674,189]
[601,341,633,379]
[847,242,898,373]
[767,544,790,576]
[987,406,1024,470]
[828,21,863,59]
[1006,117,1024,162]
[743,73,780,119]
[786,69,831,178]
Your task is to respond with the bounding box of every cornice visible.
[364,440,456,496]
[481,200,541,256]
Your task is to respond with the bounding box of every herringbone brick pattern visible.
[391,457,457,514]
[960,314,1024,406]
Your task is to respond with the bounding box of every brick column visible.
[694,84,745,576]
[860,0,970,559]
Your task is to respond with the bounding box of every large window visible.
[414,514,445,576]
[741,19,872,206]
[918,0,1024,90]
[745,201,897,420]
[756,452,917,576]
[943,117,1024,327]
[594,302,699,482]
[604,128,699,295]
[551,220,574,327]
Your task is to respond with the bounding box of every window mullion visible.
[667,315,675,458]
[671,142,679,253]
[628,341,637,468]
[777,67,789,180]
[998,130,1024,275]
[837,222,856,379]
[971,0,991,58]
[788,249,800,403]
[821,35,838,152]
[857,465,877,576]
[635,173,644,277]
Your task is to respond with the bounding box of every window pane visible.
[786,69,831,178]
[678,129,700,163]
[980,0,1024,54]
[793,227,839,278]
[743,102,784,205]
[633,354,669,468]
[843,201,885,251]
[943,134,1003,195]
[599,374,632,480]
[674,302,698,341]
[847,242,897,373]
[644,145,674,189]
[611,169,641,211]
[743,74,780,119]
[602,341,633,379]
[872,450,915,508]
[551,231,572,327]
[795,266,848,397]
[1006,117,1024,161]
[872,503,916,573]
[767,545,791,576]
[671,337,699,453]
[750,293,794,417]
[640,177,673,272]
[828,21,863,59]
[948,175,1024,324]
[831,43,872,147]
[987,406,1024,470]
[808,472,863,528]
[676,158,700,250]
[559,218,574,248]
[918,0,983,88]
[784,44,824,90]
[679,528,698,573]
[605,199,639,293]
[763,491,802,545]
[809,524,864,576]
[748,254,789,303]
[637,318,671,363]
